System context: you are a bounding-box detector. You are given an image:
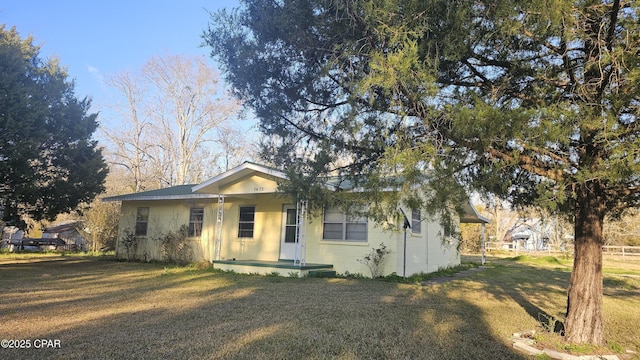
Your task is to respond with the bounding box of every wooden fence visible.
[484,242,640,260]
[484,242,570,254]
[602,245,640,260]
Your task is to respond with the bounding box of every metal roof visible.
[102,185,218,202]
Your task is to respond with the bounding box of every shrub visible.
[358,243,392,278]
[157,225,192,264]
[120,230,138,261]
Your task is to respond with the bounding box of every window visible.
[189,207,204,237]
[284,208,297,243]
[322,207,367,242]
[238,206,255,238]
[135,207,149,236]
[411,209,421,234]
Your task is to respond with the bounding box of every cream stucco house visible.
[104,162,488,277]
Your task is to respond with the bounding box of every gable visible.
[218,174,280,195]
[192,162,287,195]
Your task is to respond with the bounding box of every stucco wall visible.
[302,215,398,277]
[218,194,288,262]
[398,215,461,277]
[116,199,216,262]
[116,197,461,276]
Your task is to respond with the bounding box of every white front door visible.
[280,205,297,260]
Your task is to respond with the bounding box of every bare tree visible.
[215,122,258,172]
[604,211,640,246]
[102,53,250,190]
[142,54,243,186]
[102,71,152,192]
[485,197,520,243]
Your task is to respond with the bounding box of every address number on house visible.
[253,186,264,192]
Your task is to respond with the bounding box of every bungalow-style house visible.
[104,162,488,277]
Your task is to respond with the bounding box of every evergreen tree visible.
[205,0,640,344]
[0,26,107,227]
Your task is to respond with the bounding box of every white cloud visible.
[87,65,104,84]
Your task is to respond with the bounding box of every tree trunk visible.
[565,186,606,345]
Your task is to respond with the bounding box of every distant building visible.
[1,226,24,250]
[503,218,552,251]
[42,221,88,251]
[1,221,87,252]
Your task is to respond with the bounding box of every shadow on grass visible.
[466,263,570,336]
[0,256,530,359]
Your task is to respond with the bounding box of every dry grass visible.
[0,253,638,360]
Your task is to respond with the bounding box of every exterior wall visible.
[217,193,288,261]
[399,215,460,277]
[114,196,460,276]
[115,199,217,262]
[304,213,399,277]
[217,174,288,261]
[304,212,460,277]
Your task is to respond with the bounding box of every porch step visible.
[308,270,337,278]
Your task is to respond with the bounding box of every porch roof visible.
[460,202,490,224]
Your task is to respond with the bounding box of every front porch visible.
[213,259,335,277]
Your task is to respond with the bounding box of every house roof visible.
[102,184,218,202]
[192,162,287,194]
[43,220,81,233]
[102,162,489,224]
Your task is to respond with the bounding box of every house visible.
[1,226,24,251]
[493,218,548,252]
[104,162,488,277]
[1,221,87,252]
[41,220,88,251]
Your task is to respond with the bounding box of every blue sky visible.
[1,0,240,114]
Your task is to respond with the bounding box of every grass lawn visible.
[0,253,638,360]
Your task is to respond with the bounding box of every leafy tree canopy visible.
[205,0,640,344]
[0,26,108,228]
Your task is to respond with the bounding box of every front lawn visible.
[0,254,638,359]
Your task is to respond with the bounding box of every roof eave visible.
[102,194,219,202]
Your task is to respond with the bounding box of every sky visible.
[1,0,241,119]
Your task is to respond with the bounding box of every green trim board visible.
[214,259,333,270]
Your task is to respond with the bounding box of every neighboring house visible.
[501,218,553,252]
[42,220,88,251]
[1,223,80,252]
[1,226,24,250]
[104,162,488,277]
